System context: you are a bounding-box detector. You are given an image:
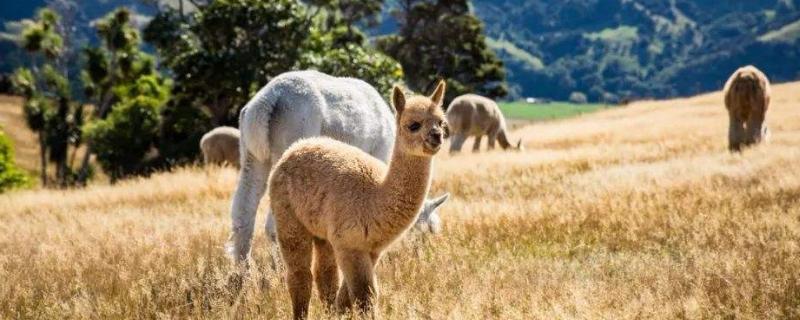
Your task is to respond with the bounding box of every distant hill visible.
[0,0,159,79]
[3,0,800,102]
[469,0,800,101]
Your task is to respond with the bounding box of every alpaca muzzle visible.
[426,131,443,150]
[424,131,444,154]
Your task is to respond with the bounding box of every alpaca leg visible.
[449,133,467,153]
[335,280,352,311]
[728,114,746,152]
[487,132,497,150]
[335,249,378,315]
[472,135,483,152]
[745,112,766,146]
[228,152,270,264]
[313,238,340,309]
[276,213,314,320]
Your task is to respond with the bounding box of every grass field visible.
[498,101,607,121]
[2,83,800,319]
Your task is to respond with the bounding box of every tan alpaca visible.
[200,126,240,168]
[268,81,449,319]
[445,94,522,153]
[724,65,771,152]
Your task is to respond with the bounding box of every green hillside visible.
[472,0,800,101]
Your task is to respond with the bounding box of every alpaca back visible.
[270,137,387,241]
[200,126,240,167]
[239,70,396,165]
[446,94,505,136]
[724,66,770,121]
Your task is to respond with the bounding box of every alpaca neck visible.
[378,143,433,233]
[497,128,512,149]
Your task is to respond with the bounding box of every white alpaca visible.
[229,70,449,263]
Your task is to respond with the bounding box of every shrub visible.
[83,95,163,182]
[0,130,29,192]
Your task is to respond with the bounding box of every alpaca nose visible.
[428,131,443,146]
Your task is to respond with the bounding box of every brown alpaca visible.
[445,94,522,153]
[200,126,240,168]
[268,81,449,319]
[723,65,771,152]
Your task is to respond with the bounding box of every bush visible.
[0,130,29,192]
[82,73,170,181]
[83,95,163,182]
[569,91,588,104]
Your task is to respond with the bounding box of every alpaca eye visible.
[408,122,421,132]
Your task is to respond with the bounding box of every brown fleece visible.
[445,94,522,153]
[268,81,449,319]
[200,126,240,168]
[723,65,771,152]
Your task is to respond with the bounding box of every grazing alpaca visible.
[445,94,522,153]
[230,70,449,265]
[724,65,771,152]
[200,126,240,168]
[269,81,449,319]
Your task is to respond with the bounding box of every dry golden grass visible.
[2,83,800,319]
[0,95,40,173]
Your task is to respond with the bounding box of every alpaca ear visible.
[432,193,450,208]
[392,86,406,114]
[429,79,446,106]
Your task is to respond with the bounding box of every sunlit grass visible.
[1,82,800,318]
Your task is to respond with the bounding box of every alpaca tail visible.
[239,86,278,162]
[497,129,523,150]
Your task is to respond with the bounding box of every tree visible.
[144,0,403,165]
[154,92,211,167]
[307,0,384,43]
[297,5,403,97]
[145,0,310,127]
[377,0,507,103]
[79,8,170,182]
[11,8,84,187]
